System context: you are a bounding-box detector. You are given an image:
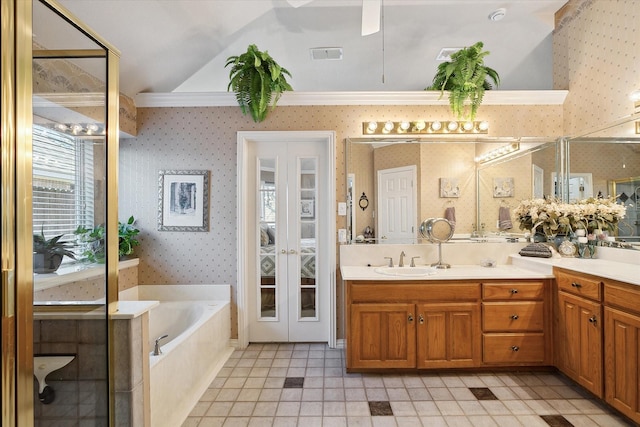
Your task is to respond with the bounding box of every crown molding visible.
[134,90,568,108]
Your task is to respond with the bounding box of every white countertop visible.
[341,264,553,281]
[510,254,640,287]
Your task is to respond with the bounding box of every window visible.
[32,125,95,247]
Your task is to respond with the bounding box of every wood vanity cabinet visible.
[482,281,551,365]
[554,268,603,398]
[346,281,481,370]
[604,280,640,424]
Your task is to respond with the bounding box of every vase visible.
[33,253,63,274]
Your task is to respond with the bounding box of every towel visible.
[499,206,513,230]
[444,207,456,230]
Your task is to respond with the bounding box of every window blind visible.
[32,125,95,244]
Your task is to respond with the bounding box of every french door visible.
[241,133,334,344]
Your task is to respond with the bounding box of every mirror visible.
[345,137,555,243]
[420,217,454,268]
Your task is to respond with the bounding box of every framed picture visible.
[158,170,210,231]
[493,177,514,198]
[300,199,315,218]
[439,177,460,198]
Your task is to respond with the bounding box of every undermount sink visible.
[374,266,437,276]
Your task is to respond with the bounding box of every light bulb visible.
[478,121,489,131]
[399,121,410,131]
[415,121,426,131]
[447,121,459,131]
[462,121,474,131]
[430,121,442,131]
[383,121,394,132]
[367,121,378,133]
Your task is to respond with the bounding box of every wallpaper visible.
[120,104,561,339]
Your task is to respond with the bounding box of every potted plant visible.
[75,216,140,263]
[426,41,500,121]
[225,44,293,123]
[33,229,76,274]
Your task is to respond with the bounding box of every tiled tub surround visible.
[119,284,233,427]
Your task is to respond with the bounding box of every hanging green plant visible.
[426,41,500,121]
[225,44,293,123]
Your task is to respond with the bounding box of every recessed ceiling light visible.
[309,47,343,61]
[436,47,462,61]
[488,8,507,21]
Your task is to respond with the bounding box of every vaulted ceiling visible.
[54,0,567,98]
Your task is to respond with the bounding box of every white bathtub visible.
[120,284,233,427]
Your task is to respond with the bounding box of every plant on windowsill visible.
[33,229,77,274]
[225,44,293,123]
[425,41,500,121]
[74,216,140,264]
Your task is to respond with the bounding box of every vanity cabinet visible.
[554,268,603,398]
[482,281,551,365]
[346,281,481,370]
[604,281,640,424]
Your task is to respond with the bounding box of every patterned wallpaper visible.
[120,104,561,339]
[554,0,640,136]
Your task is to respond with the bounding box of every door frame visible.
[237,131,336,349]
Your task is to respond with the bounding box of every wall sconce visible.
[358,192,369,210]
[363,120,489,135]
[474,142,520,163]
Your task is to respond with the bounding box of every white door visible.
[246,139,330,342]
[377,166,417,242]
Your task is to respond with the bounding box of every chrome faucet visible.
[153,334,168,356]
[399,251,406,267]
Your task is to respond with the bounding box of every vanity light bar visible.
[362,120,489,135]
[475,142,520,163]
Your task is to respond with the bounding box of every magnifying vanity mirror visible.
[345,112,640,249]
[420,218,454,268]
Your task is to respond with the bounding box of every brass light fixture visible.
[475,142,520,163]
[363,120,489,135]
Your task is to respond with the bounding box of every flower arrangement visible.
[514,197,626,238]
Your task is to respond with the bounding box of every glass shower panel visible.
[32,1,108,424]
[259,158,277,318]
[299,158,317,319]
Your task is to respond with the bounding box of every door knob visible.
[511,314,519,320]
[408,314,414,322]
[511,346,520,352]
[419,314,424,324]
[510,289,518,294]
[588,315,597,324]
[289,249,297,254]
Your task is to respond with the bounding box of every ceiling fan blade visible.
[361,0,381,36]
[286,0,314,8]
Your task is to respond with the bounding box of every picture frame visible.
[158,170,210,231]
[439,177,460,198]
[300,199,315,218]
[493,177,514,198]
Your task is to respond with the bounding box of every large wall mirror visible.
[345,137,556,243]
[346,112,640,248]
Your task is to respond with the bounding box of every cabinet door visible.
[350,303,416,369]
[416,303,481,369]
[557,291,603,397]
[604,307,640,424]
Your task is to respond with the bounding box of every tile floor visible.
[181,343,636,427]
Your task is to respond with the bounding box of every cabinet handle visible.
[510,289,518,294]
[408,314,413,323]
[289,249,297,254]
[588,315,597,324]
[419,314,424,324]
[511,346,520,352]
[571,282,582,288]
[511,314,519,320]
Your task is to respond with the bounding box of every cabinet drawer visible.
[483,333,546,364]
[482,302,544,332]
[483,282,544,300]
[350,283,480,303]
[555,269,602,301]
[604,282,640,316]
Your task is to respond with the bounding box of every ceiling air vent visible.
[436,47,462,61]
[310,47,343,61]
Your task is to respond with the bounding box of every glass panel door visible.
[258,158,277,319]
[32,1,109,424]
[299,158,317,319]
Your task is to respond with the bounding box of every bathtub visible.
[120,284,233,427]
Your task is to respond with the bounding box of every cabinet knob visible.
[571,282,582,288]
[419,314,424,324]
[511,314,519,320]
[511,346,520,352]
[588,315,597,324]
[408,314,413,323]
[510,289,518,294]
